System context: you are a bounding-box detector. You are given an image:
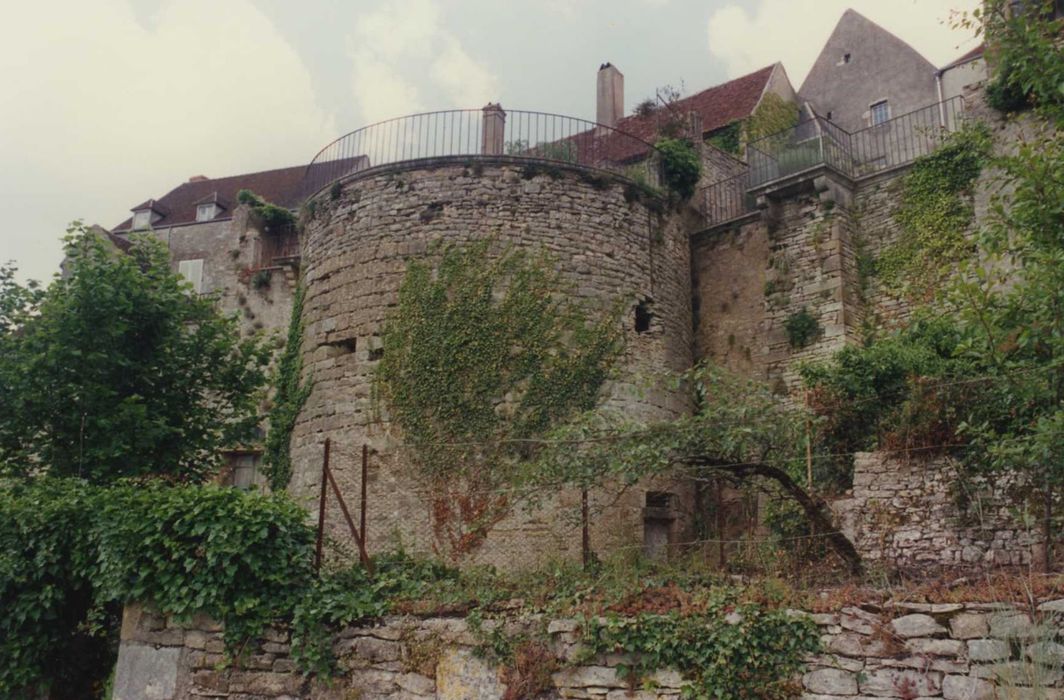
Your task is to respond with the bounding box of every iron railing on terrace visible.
[302,106,662,197]
[699,97,968,228]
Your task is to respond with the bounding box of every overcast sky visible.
[1,0,981,283]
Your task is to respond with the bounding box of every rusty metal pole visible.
[315,438,330,570]
[360,443,368,558]
[581,488,590,568]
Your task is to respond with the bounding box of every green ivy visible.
[374,240,622,556]
[656,137,702,201]
[707,122,742,155]
[746,92,800,144]
[0,479,316,696]
[876,124,991,299]
[264,283,312,491]
[579,592,819,699]
[237,189,296,231]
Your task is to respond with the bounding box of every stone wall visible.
[113,600,1064,699]
[691,179,862,391]
[290,158,695,572]
[832,452,1043,570]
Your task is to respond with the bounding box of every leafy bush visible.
[0,479,317,695]
[94,482,316,649]
[0,479,103,697]
[799,317,976,489]
[656,137,702,201]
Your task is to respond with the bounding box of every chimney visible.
[188,175,208,182]
[596,63,624,128]
[481,103,506,156]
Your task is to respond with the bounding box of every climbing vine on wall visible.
[374,240,622,559]
[263,283,311,491]
[746,92,801,144]
[875,124,991,300]
[579,590,820,699]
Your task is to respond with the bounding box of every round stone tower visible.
[291,130,694,570]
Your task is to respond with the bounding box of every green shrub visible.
[0,479,317,694]
[655,137,702,201]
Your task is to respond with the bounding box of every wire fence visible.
[699,97,969,227]
[301,107,663,198]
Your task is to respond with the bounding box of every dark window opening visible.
[826,111,833,121]
[325,337,357,354]
[843,53,851,63]
[646,491,674,509]
[634,298,654,334]
[368,347,384,361]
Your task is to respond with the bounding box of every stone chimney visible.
[596,63,624,128]
[188,175,208,182]
[481,103,506,156]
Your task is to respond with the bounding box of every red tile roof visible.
[568,64,778,164]
[618,64,776,141]
[113,163,308,232]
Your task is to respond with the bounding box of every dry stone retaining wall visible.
[832,452,1042,570]
[290,158,695,572]
[114,599,1064,699]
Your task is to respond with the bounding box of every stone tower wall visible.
[290,158,694,571]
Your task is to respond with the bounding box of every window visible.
[132,210,151,230]
[836,53,851,66]
[870,100,890,126]
[634,298,654,334]
[178,258,204,294]
[196,203,217,222]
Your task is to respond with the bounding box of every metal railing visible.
[700,170,755,226]
[302,107,662,197]
[698,97,968,228]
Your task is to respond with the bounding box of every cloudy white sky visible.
[1,0,980,283]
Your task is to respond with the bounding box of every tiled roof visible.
[619,64,776,141]
[570,64,778,164]
[113,163,308,232]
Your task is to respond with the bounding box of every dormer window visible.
[196,203,218,222]
[132,210,152,230]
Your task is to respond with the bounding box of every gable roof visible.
[113,163,308,232]
[571,64,778,164]
[940,44,985,72]
[621,64,777,141]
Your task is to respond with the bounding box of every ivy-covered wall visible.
[290,158,696,572]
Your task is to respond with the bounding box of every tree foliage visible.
[0,225,271,483]
[533,364,863,572]
[656,137,702,201]
[374,240,622,557]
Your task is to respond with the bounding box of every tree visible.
[0,224,271,483]
[532,364,864,574]
[373,240,622,558]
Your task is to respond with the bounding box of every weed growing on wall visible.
[374,240,622,558]
[784,308,821,349]
[237,189,296,231]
